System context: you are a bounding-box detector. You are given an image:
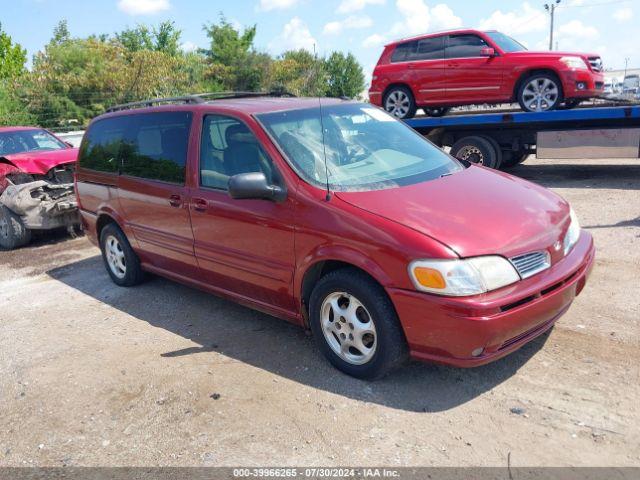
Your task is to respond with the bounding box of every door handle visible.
[192,198,208,212]
[407,63,416,69]
[448,63,460,68]
[169,194,182,208]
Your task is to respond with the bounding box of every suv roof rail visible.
[105,91,296,113]
[105,95,205,113]
[194,90,297,101]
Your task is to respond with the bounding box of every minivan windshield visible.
[485,31,527,53]
[256,103,462,191]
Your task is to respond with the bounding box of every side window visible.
[200,115,275,190]
[446,34,488,58]
[413,36,444,60]
[120,112,192,184]
[78,117,128,173]
[390,41,417,63]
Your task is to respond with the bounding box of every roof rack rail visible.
[106,95,205,113]
[193,90,297,101]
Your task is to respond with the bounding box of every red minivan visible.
[75,95,594,379]
[369,29,605,118]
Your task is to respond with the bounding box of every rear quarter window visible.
[79,111,192,183]
[79,117,127,173]
[390,41,416,63]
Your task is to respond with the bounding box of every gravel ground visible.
[0,156,638,467]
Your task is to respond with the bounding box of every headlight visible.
[560,56,589,70]
[563,208,581,255]
[408,256,520,296]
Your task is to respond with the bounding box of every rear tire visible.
[99,223,145,287]
[517,73,563,112]
[309,268,409,380]
[0,205,31,250]
[450,136,500,169]
[424,107,451,117]
[383,86,417,119]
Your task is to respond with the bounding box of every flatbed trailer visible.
[404,105,640,169]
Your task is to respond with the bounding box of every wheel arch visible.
[297,254,394,328]
[382,82,415,102]
[513,68,563,100]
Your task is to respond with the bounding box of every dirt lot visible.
[1,156,638,467]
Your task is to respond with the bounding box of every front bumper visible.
[0,180,79,230]
[562,70,605,98]
[387,231,595,367]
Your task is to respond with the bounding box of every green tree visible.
[153,21,181,56]
[115,25,154,53]
[268,49,325,96]
[202,16,268,91]
[0,23,27,80]
[50,19,71,45]
[116,21,182,56]
[324,51,365,99]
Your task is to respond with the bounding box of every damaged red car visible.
[0,127,79,249]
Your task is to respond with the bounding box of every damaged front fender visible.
[0,180,79,230]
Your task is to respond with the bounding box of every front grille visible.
[588,56,603,72]
[510,251,551,279]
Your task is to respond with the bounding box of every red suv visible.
[76,94,594,379]
[369,29,604,118]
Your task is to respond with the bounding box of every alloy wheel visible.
[522,77,559,112]
[105,235,127,279]
[384,90,410,118]
[320,292,377,365]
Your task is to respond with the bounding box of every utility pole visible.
[544,0,561,51]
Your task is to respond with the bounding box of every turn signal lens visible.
[413,267,446,289]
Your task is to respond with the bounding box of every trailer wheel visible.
[450,136,500,169]
[479,135,503,169]
[0,205,31,250]
[501,151,529,169]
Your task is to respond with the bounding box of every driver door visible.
[189,113,296,313]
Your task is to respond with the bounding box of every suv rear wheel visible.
[383,86,417,119]
[309,268,408,379]
[518,73,563,112]
[99,223,145,287]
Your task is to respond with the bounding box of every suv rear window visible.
[79,112,192,183]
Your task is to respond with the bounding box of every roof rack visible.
[194,90,297,101]
[105,91,296,113]
[106,95,204,113]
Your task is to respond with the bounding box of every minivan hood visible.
[335,166,570,259]
[0,148,78,175]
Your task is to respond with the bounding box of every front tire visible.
[99,223,145,287]
[383,86,417,119]
[309,268,409,379]
[0,205,31,250]
[517,73,563,112]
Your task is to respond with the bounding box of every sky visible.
[2,0,638,82]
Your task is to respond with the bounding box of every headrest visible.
[225,124,255,146]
